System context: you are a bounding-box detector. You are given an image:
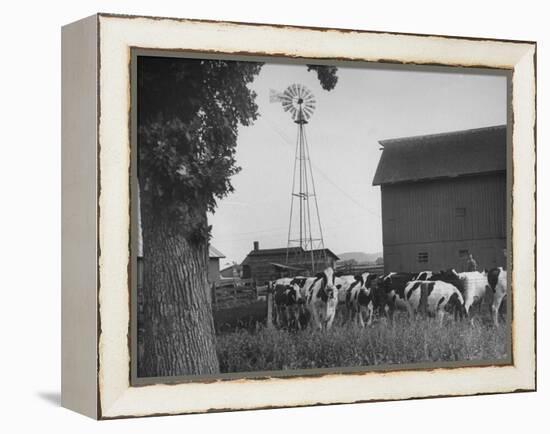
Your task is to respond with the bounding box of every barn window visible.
[417,252,429,263]
[455,207,466,217]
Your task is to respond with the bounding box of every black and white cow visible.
[345,273,377,327]
[487,267,507,326]
[335,274,357,304]
[332,274,358,323]
[457,271,489,320]
[402,279,466,324]
[429,269,464,291]
[272,277,304,329]
[378,272,417,320]
[290,276,317,301]
[304,267,340,330]
[415,271,433,281]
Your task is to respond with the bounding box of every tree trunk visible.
[138,189,219,378]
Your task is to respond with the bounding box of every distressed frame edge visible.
[95,14,537,419]
[95,11,537,46]
[61,13,100,419]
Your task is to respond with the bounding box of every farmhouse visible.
[373,125,507,274]
[241,241,339,284]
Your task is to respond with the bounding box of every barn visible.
[240,241,339,284]
[373,125,507,274]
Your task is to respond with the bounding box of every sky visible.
[208,62,507,266]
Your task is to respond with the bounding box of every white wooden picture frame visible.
[61,13,536,419]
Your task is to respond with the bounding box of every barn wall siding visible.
[383,238,506,273]
[381,173,506,273]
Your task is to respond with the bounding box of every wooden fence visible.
[212,278,263,310]
[335,263,385,276]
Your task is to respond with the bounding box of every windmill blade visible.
[281,100,293,112]
[303,105,314,116]
[283,88,294,101]
[306,97,316,106]
[280,95,294,106]
[302,109,313,120]
[305,101,316,111]
[289,107,298,119]
[296,84,307,99]
[304,92,315,102]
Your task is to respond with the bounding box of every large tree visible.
[137,56,338,377]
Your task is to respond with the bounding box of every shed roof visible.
[270,262,307,271]
[208,245,225,259]
[372,125,506,186]
[243,247,339,262]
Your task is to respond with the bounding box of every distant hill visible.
[337,251,383,264]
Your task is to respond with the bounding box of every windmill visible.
[270,84,327,274]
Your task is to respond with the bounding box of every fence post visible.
[266,289,273,329]
[211,282,217,309]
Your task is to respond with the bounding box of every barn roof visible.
[208,245,225,259]
[372,125,506,186]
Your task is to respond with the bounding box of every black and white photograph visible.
[1,0,544,427]
[134,54,510,380]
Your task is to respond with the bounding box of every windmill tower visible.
[270,84,327,274]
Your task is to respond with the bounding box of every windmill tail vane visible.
[269,89,285,103]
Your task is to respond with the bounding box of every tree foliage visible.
[307,65,339,91]
[138,58,338,244]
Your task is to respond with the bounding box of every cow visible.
[345,273,377,327]
[272,278,304,329]
[414,271,433,281]
[289,276,317,328]
[332,274,358,323]
[289,276,317,300]
[456,271,489,321]
[303,267,340,330]
[402,280,466,324]
[335,274,357,304]
[378,272,417,320]
[487,267,507,326]
[429,269,464,292]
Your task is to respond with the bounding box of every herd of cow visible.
[270,266,508,331]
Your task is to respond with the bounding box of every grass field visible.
[216,313,508,373]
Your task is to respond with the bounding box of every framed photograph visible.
[61,13,536,419]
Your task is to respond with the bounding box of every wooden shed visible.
[241,241,339,284]
[208,245,225,284]
[373,125,507,273]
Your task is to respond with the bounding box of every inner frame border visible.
[129,48,514,387]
